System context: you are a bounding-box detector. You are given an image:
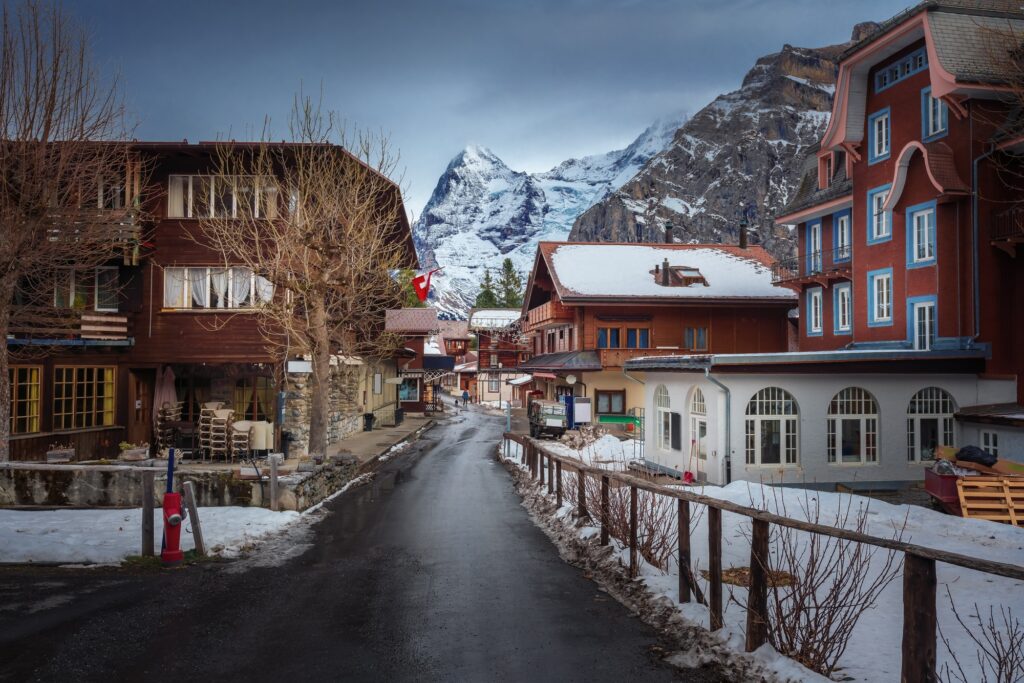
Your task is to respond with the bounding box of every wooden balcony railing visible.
[991,206,1024,256]
[525,300,573,332]
[598,347,686,368]
[9,308,131,343]
[771,246,852,286]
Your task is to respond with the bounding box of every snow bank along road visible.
[0,407,720,682]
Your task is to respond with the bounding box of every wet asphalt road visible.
[0,407,714,682]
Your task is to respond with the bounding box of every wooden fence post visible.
[270,458,279,512]
[556,461,563,508]
[746,518,770,652]
[708,506,723,630]
[629,485,638,578]
[902,553,937,683]
[678,498,690,603]
[547,456,554,495]
[600,475,610,546]
[577,468,587,519]
[141,470,155,557]
[182,480,206,557]
[539,451,545,487]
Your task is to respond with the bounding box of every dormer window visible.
[874,47,928,93]
[652,260,708,287]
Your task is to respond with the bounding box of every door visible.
[808,223,822,273]
[913,302,935,350]
[127,369,156,447]
[691,417,708,460]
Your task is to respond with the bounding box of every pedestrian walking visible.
[462,389,470,407]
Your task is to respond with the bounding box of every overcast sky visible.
[80,0,912,216]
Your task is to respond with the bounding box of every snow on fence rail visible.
[501,432,1024,682]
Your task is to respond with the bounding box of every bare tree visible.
[192,97,413,457]
[0,0,136,462]
[940,588,1024,683]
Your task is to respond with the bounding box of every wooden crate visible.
[956,476,1024,526]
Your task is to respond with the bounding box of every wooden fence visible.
[501,433,1024,682]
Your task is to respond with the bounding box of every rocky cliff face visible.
[413,116,684,316]
[569,39,853,254]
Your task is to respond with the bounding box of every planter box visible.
[45,448,75,463]
[119,447,149,462]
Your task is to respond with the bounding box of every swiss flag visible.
[411,269,440,302]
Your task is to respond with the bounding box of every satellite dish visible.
[566,374,577,385]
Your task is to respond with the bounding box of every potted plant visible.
[119,441,150,461]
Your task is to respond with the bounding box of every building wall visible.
[640,370,1016,486]
[958,422,1024,465]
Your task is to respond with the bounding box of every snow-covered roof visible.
[468,308,522,329]
[385,308,438,333]
[544,243,795,301]
[507,375,534,386]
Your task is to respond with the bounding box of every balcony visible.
[8,309,132,346]
[598,347,688,368]
[991,206,1024,257]
[771,246,852,288]
[524,300,573,333]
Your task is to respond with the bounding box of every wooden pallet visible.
[956,476,1024,526]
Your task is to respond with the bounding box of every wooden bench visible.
[956,476,1024,526]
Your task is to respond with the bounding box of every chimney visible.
[739,218,749,249]
[664,221,674,244]
[661,257,670,286]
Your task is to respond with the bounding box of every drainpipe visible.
[704,367,732,484]
[971,105,995,339]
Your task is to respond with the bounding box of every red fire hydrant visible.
[161,492,185,566]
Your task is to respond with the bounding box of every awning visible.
[507,375,534,386]
[532,372,557,379]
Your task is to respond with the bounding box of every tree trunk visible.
[307,299,331,458]
[0,303,10,463]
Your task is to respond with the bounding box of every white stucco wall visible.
[640,371,1017,486]
[958,422,1024,464]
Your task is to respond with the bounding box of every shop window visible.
[53,366,115,430]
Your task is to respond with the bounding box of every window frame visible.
[744,387,799,467]
[906,201,937,268]
[684,326,708,351]
[875,47,929,92]
[9,365,42,435]
[655,385,671,451]
[906,387,956,462]
[907,295,937,351]
[867,268,894,327]
[826,387,879,465]
[833,210,852,262]
[806,220,822,274]
[167,175,279,220]
[833,283,852,335]
[595,389,626,415]
[981,430,999,457]
[807,287,823,337]
[868,108,891,164]
[54,267,120,312]
[52,365,116,431]
[867,185,893,244]
[162,266,272,310]
[921,87,948,142]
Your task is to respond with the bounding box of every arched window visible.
[827,387,878,464]
[655,385,671,450]
[690,387,708,460]
[745,387,798,466]
[907,387,956,461]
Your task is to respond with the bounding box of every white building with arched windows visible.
[624,350,1016,488]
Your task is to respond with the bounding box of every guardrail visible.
[771,246,852,284]
[500,432,1024,681]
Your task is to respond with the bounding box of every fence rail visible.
[771,246,852,284]
[501,432,1024,680]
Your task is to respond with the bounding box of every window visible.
[910,298,936,351]
[163,267,273,309]
[834,212,851,261]
[868,269,893,326]
[867,185,892,242]
[167,175,279,220]
[9,366,41,434]
[690,387,707,460]
[625,328,650,349]
[744,387,798,466]
[875,48,928,92]
[907,387,956,462]
[922,88,948,141]
[907,202,936,267]
[655,385,671,451]
[488,378,500,393]
[54,268,119,312]
[490,353,499,368]
[807,288,823,336]
[398,378,419,402]
[981,430,999,457]
[684,327,708,351]
[596,390,626,415]
[807,221,822,274]
[826,387,879,464]
[597,327,620,349]
[234,376,275,421]
[868,109,890,163]
[53,366,115,430]
[834,284,852,334]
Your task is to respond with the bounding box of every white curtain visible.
[167,176,186,218]
[255,275,274,304]
[189,268,208,308]
[232,268,252,308]
[163,268,186,308]
[210,269,229,308]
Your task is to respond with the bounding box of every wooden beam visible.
[901,553,937,683]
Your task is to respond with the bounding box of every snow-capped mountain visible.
[413,116,685,316]
[570,27,876,250]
